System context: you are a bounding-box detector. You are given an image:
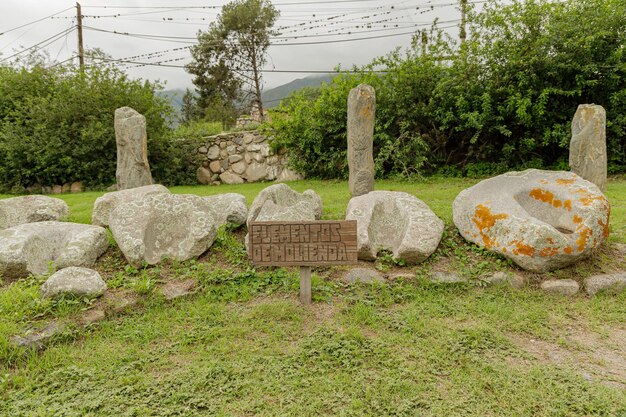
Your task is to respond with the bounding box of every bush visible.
[0,63,193,191]
[265,0,626,179]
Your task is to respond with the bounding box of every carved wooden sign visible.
[248,220,358,266]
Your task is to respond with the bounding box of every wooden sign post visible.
[248,220,358,304]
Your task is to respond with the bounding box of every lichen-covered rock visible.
[109,194,218,265]
[570,104,607,191]
[0,195,69,230]
[247,183,322,225]
[41,267,106,298]
[584,273,626,296]
[346,191,443,263]
[453,169,610,272]
[92,184,170,227]
[540,279,579,296]
[204,193,248,227]
[0,222,108,279]
[347,84,376,197]
[114,107,153,190]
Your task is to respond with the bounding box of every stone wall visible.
[194,130,301,185]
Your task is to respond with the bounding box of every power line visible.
[0,7,73,36]
[0,26,76,63]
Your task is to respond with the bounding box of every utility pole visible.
[459,0,468,44]
[76,2,84,73]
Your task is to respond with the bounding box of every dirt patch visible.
[508,323,626,389]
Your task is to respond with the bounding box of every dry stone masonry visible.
[346,191,444,264]
[0,195,68,230]
[453,169,610,272]
[347,84,376,197]
[194,131,301,185]
[114,107,153,190]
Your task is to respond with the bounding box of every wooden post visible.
[299,266,311,305]
[76,2,84,73]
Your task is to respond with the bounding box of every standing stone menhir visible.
[115,106,153,190]
[347,84,376,197]
[569,104,607,191]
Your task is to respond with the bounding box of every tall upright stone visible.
[347,84,376,197]
[569,104,607,191]
[115,107,153,190]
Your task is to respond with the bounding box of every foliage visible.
[172,120,223,140]
[266,0,626,178]
[0,62,194,191]
[186,0,279,124]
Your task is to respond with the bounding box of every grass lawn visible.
[1,178,626,416]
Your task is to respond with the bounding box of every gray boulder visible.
[482,271,525,289]
[204,193,248,228]
[109,193,218,265]
[346,191,444,263]
[453,169,610,272]
[343,268,385,284]
[570,104,607,191]
[92,184,170,227]
[584,273,626,296]
[0,222,108,279]
[114,107,153,190]
[347,84,376,197]
[41,267,106,298]
[247,183,322,225]
[540,279,580,296]
[0,195,69,230]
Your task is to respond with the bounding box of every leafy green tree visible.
[180,88,200,124]
[186,0,279,124]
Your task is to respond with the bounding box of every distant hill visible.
[261,74,334,108]
[158,88,186,115]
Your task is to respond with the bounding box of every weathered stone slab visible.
[41,267,106,298]
[570,104,607,191]
[0,195,68,230]
[247,183,322,225]
[540,279,579,296]
[92,184,170,227]
[584,273,626,296]
[346,191,443,263]
[347,84,376,197]
[204,193,248,228]
[114,107,153,190]
[453,169,610,272]
[343,268,385,284]
[109,194,218,265]
[0,222,108,279]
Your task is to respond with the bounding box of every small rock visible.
[207,145,220,159]
[430,271,467,284]
[52,185,63,194]
[584,273,626,296]
[41,267,107,298]
[343,268,385,284]
[209,160,222,173]
[540,279,580,296]
[161,279,196,300]
[197,167,213,185]
[198,146,208,154]
[483,271,525,289]
[219,172,244,184]
[10,322,66,349]
[276,168,302,182]
[231,160,248,175]
[388,273,415,280]
[70,182,82,193]
[79,309,106,326]
[229,155,243,163]
[62,184,71,194]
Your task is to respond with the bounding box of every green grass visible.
[1,178,626,415]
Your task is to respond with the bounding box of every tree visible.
[186,0,279,124]
[180,88,200,124]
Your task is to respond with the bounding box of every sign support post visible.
[248,220,358,305]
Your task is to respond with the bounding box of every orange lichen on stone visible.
[553,200,563,208]
[540,247,560,257]
[512,241,535,257]
[573,215,583,224]
[546,238,555,244]
[563,200,572,211]
[555,178,576,185]
[472,204,508,249]
[529,188,555,204]
[564,246,573,254]
[576,227,592,252]
[502,247,507,253]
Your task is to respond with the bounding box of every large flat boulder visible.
[204,193,248,228]
[0,195,68,230]
[109,194,218,265]
[92,184,170,227]
[0,222,108,279]
[346,191,444,263]
[247,183,322,225]
[453,169,610,272]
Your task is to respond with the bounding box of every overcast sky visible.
[0,0,463,91]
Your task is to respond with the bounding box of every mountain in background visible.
[159,74,335,120]
[261,74,334,108]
